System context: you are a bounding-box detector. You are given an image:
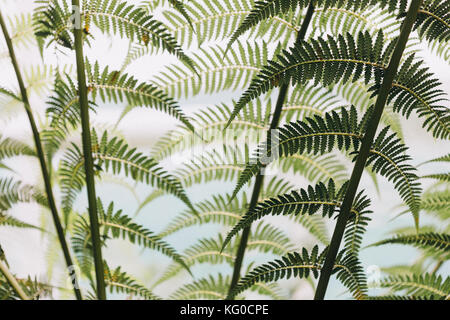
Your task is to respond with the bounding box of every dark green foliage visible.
[228,31,449,138]
[228,246,368,300]
[408,0,450,43]
[378,274,450,299]
[230,106,421,220]
[72,200,189,276]
[228,0,409,47]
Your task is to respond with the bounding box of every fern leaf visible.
[104,264,161,300]
[85,61,194,131]
[370,232,450,252]
[60,131,195,216]
[230,107,421,222]
[379,274,450,299]
[228,247,367,300]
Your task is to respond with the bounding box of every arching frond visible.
[152,42,268,99]
[72,200,189,274]
[169,274,229,299]
[227,0,407,47]
[104,265,161,300]
[231,107,421,222]
[60,130,194,216]
[222,180,372,253]
[409,0,450,43]
[0,135,35,160]
[85,61,194,131]
[151,99,271,161]
[228,246,367,300]
[379,274,450,299]
[228,31,449,139]
[370,232,450,253]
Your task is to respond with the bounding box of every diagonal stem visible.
[226,2,315,298]
[0,10,82,300]
[0,260,30,300]
[314,0,423,300]
[71,0,106,300]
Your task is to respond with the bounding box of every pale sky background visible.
[0,0,449,299]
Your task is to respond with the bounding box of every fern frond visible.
[176,148,245,188]
[152,42,268,99]
[370,232,450,252]
[0,135,35,160]
[72,200,189,274]
[228,247,367,300]
[33,0,74,50]
[228,31,449,138]
[104,264,161,300]
[231,107,421,221]
[411,0,450,43]
[151,99,271,161]
[222,180,371,253]
[163,0,297,48]
[85,61,194,131]
[60,130,194,216]
[0,214,41,230]
[420,191,450,220]
[88,0,194,70]
[379,274,450,299]
[228,0,407,47]
[0,178,47,211]
[170,274,229,299]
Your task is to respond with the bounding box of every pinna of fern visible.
[34,0,195,70]
[59,129,196,219]
[227,30,449,139]
[227,246,368,300]
[229,106,421,225]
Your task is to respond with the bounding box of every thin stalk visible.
[314,0,423,300]
[432,260,443,274]
[0,260,30,300]
[227,3,315,298]
[71,0,106,300]
[0,10,82,300]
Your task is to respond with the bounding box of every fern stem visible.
[314,0,423,300]
[0,10,82,300]
[71,0,106,300]
[0,260,30,300]
[226,2,315,298]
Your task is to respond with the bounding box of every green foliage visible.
[230,106,421,223]
[85,61,194,131]
[228,31,449,138]
[378,274,449,299]
[222,179,372,253]
[104,264,161,300]
[59,130,194,217]
[228,0,408,47]
[370,232,450,253]
[1,0,448,301]
[228,246,368,300]
[72,199,189,276]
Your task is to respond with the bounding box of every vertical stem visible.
[71,0,106,300]
[314,0,422,300]
[0,10,82,300]
[0,260,30,300]
[227,3,315,298]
